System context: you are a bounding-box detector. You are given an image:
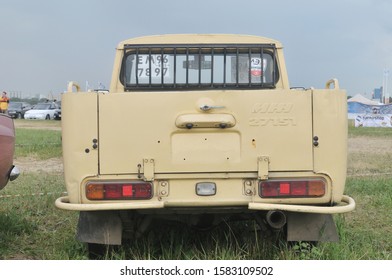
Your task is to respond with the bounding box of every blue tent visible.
[348,94,392,117]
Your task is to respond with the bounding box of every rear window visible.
[121,44,279,91]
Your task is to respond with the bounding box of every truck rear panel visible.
[98,90,313,175]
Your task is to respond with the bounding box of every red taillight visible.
[122,185,134,197]
[279,183,290,195]
[105,184,122,199]
[291,181,307,196]
[259,179,325,198]
[86,182,153,200]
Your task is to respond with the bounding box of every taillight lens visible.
[86,182,153,200]
[259,179,325,198]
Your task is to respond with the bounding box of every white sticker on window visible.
[250,58,267,77]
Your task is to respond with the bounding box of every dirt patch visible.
[13,119,62,173]
[348,136,392,155]
[348,136,392,176]
[14,157,63,174]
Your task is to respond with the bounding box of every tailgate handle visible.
[175,114,236,129]
[200,105,225,111]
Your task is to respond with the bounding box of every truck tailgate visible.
[98,90,313,175]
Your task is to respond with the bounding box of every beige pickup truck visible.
[56,34,355,249]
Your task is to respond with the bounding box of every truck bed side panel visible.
[62,93,99,203]
[312,89,348,203]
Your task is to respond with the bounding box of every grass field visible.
[0,120,391,260]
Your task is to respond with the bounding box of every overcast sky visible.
[1,0,391,99]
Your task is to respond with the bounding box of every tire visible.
[45,114,50,120]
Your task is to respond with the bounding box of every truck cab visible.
[56,34,355,247]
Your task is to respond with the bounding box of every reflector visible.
[134,184,152,198]
[104,184,122,199]
[260,182,279,197]
[291,181,307,196]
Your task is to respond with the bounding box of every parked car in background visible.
[0,114,19,190]
[54,100,61,120]
[24,102,59,120]
[7,102,32,119]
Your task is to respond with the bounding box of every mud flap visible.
[286,213,339,242]
[76,211,122,245]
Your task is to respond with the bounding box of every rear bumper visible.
[55,195,355,214]
[55,196,165,211]
[249,195,355,214]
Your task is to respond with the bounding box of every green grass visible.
[322,177,392,260]
[348,124,392,138]
[15,128,62,159]
[0,125,391,259]
[0,174,84,259]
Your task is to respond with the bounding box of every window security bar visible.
[121,44,278,91]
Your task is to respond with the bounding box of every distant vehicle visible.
[24,102,59,120]
[0,114,19,190]
[7,102,32,119]
[54,101,61,120]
